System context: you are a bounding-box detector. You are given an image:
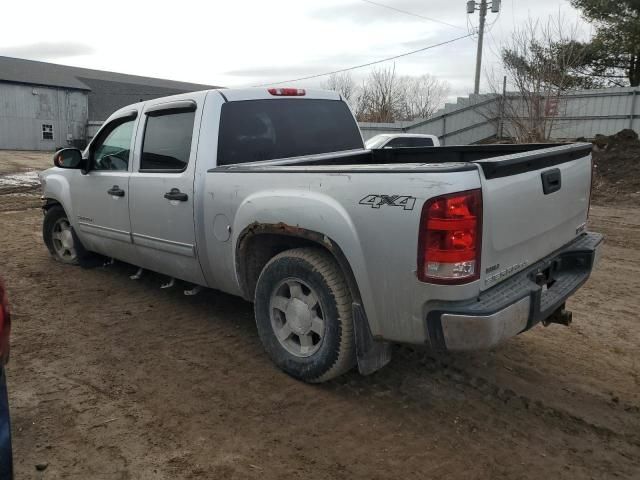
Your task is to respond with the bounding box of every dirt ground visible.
[0,151,639,479]
[591,129,640,205]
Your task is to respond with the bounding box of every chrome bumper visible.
[440,297,531,350]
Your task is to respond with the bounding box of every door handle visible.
[164,188,188,202]
[107,185,125,197]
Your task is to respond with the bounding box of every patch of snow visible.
[0,170,41,188]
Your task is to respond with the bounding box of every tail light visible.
[268,88,305,96]
[0,279,10,365]
[417,189,482,284]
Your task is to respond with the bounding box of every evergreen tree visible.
[571,0,640,86]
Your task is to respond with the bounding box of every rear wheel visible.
[43,206,79,265]
[254,248,355,383]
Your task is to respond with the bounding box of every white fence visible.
[359,87,640,145]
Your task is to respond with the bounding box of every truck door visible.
[71,112,138,264]
[128,99,206,285]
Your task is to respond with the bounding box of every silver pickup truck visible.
[40,87,603,382]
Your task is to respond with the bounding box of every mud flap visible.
[71,227,105,269]
[352,302,392,375]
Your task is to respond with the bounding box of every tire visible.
[43,206,79,265]
[254,247,356,383]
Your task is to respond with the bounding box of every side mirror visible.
[53,148,84,169]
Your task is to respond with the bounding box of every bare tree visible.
[497,15,589,142]
[355,66,406,122]
[321,72,357,107]
[400,74,450,120]
[322,67,450,123]
[352,66,450,122]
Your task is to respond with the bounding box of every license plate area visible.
[527,248,595,326]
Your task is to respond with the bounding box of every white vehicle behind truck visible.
[40,87,602,382]
[365,133,440,149]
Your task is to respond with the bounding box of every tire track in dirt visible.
[392,350,640,444]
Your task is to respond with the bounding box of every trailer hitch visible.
[542,304,572,327]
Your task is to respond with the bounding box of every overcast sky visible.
[1,0,591,97]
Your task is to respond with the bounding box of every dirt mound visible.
[591,129,640,205]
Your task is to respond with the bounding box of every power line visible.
[485,15,503,61]
[360,0,466,30]
[466,13,478,37]
[252,33,473,87]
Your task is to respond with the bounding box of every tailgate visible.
[476,143,592,291]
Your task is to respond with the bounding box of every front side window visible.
[409,137,434,147]
[42,124,53,140]
[140,111,195,172]
[91,119,135,171]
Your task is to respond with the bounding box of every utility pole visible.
[467,0,500,94]
[473,0,487,95]
[498,74,507,140]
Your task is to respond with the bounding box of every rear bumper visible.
[0,368,12,479]
[426,232,603,351]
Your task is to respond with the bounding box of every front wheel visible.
[254,248,356,383]
[43,206,79,264]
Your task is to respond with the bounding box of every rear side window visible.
[217,99,363,165]
[141,111,195,172]
[386,137,434,148]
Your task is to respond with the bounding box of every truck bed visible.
[210,143,593,179]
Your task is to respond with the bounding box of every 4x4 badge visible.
[359,194,416,210]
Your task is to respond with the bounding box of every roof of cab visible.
[103,87,344,123]
[217,88,341,102]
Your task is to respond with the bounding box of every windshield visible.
[217,99,363,165]
[365,135,436,149]
[364,135,390,149]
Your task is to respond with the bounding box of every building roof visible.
[0,56,221,120]
[0,56,217,92]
